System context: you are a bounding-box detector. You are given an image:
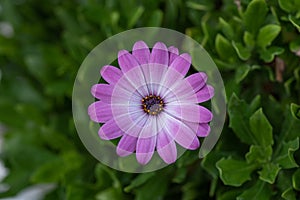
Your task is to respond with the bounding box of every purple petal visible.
[118,50,140,73]
[136,136,156,165]
[116,134,137,157]
[166,104,213,123]
[169,53,191,76]
[113,110,148,138]
[100,65,122,85]
[91,84,113,103]
[157,131,177,164]
[196,123,211,137]
[132,41,150,65]
[88,101,113,123]
[138,116,157,138]
[98,119,123,140]
[149,42,169,65]
[168,46,179,65]
[196,85,214,103]
[185,72,208,92]
[160,113,200,150]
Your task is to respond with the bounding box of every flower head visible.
[88,41,214,165]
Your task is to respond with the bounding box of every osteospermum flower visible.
[88,41,214,165]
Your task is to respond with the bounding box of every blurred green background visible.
[0,0,300,199]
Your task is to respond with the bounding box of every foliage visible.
[0,0,299,199]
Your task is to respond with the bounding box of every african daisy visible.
[88,41,214,165]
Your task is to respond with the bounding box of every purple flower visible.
[88,41,214,165]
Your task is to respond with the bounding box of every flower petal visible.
[91,84,113,103]
[98,119,123,140]
[118,50,140,73]
[88,101,113,123]
[166,104,213,123]
[132,41,150,65]
[185,72,208,92]
[196,85,214,103]
[196,123,211,137]
[160,113,200,150]
[149,42,169,65]
[116,134,137,157]
[168,46,179,65]
[100,65,122,85]
[156,130,177,164]
[169,53,191,76]
[136,135,157,165]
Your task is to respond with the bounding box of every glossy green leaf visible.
[278,0,298,13]
[219,17,234,39]
[124,173,155,192]
[243,31,255,48]
[235,64,251,83]
[216,158,257,186]
[291,103,300,120]
[237,181,272,200]
[258,163,281,184]
[243,0,268,34]
[249,108,273,146]
[228,94,259,145]
[281,187,297,200]
[215,34,236,61]
[259,46,284,62]
[232,41,251,61]
[246,145,272,164]
[257,24,281,48]
[292,169,300,191]
[275,137,299,169]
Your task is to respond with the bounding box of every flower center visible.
[141,95,164,115]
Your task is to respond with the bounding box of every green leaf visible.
[257,24,281,48]
[237,181,272,200]
[281,187,297,200]
[217,190,243,200]
[128,6,144,28]
[258,163,281,184]
[96,188,123,200]
[146,10,163,26]
[216,158,257,186]
[278,0,298,13]
[232,41,251,61]
[235,64,251,83]
[215,34,236,62]
[292,169,300,191]
[246,145,272,164]
[291,103,300,120]
[289,15,300,32]
[243,31,255,48]
[228,94,258,145]
[124,173,155,192]
[134,174,169,200]
[201,151,223,179]
[275,137,299,169]
[219,17,234,39]
[243,0,268,34]
[259,46,284,62]
[280,104,300,141]
[249,108,273,146]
